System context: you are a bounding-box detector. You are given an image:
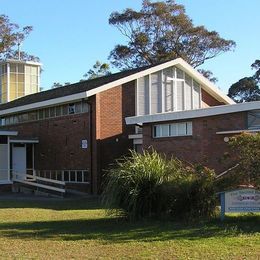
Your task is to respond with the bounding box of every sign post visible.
[219,188,260,221]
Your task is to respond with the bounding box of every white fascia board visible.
[216,129,260,135]
[9,139,39,143]
[86,59,181,97]
[0,131,18,136]
[0,92,87,116]
[86,58,234,105]
[175,59,235,105]
[125,101,260,125]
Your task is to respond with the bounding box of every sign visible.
[220,189,260,220]
[81,139,88,149]
[225,189,260,213]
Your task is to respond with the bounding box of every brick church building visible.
[0,58,259,194]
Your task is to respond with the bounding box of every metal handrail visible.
[35,169,90,183]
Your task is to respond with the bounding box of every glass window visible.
[13,116,18,124]
[161,124,169,137]
[25,65,31,74]
[56,106,62,116]
[21,113,28,122]
[10,73,16,83]
[187,122,193,135]
[9,116,14,125]
[178,123,187,136]
[30,66,37,75]
[44,108,50,118]
[50,107,55,117]
[5,117,10,125]
[17,64,24,73]
[18,74,24,82]
[68,104,75,114]
[248,110,260,129]
[82,101,89,113]
[28,111,38,121]
[10,64,16,73]
[75,102,82,113]
[39,109,44,120]
[31,75,37,84]
[176,68,184,79]
[154,122,192,138]
[170,123,178,136]
[62,104,68,115]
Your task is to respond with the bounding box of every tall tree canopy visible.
[108,0,235,70]
[83,61,111,80]
[0,14,39,61]
[228,59,260,103]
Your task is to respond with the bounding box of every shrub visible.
[228,133,260,187]
[102,150,216,220]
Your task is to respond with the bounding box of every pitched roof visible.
[0,65,150,111]
[0,58,235,115]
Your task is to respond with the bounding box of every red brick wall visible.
[93,81,136,192]
[2,113,91,170]
[201,89,225,107]
[0,81,136,194]
[142,112,247,173]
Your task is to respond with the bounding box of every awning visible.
[0,130,18,136]
[9,137,39,144]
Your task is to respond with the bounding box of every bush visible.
[228,133,260,187]
[102,150,216,220]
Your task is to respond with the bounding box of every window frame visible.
[153,121,193,138]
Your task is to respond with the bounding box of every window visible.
[136,66,201,116]
[50,107,55,117]
[248,110,260,129]
[68,103,76,114]
[153,122,192,138]
[1,100,89,126]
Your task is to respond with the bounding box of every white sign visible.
[225,189,260,213]
[81,140,88,149]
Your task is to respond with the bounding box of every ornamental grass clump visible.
[102,150,216,220]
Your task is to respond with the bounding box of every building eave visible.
[0,92,87,116]
[0,58,234,116]
[0,130,18,136]
[125,101,260,125]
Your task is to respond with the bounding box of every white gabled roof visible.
[86,58,235,105]
[125,101,260,125]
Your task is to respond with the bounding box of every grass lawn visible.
[0,196,259,259]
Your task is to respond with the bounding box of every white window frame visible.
[153,121,193,138]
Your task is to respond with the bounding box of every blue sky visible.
[1,0,259,93]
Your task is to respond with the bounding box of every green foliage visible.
[0,14,39,61]
[228,133,260,187]
[228,59,260,103]
[102,150,216,220]
[108,0,235,70]
[228,77,260,103]
[83,61,111,80]
[51,82,71,89]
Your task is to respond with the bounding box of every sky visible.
[1,0,260,94]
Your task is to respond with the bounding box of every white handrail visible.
[12,172,66,193]
[13,172,65,185]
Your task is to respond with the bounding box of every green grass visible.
[0,197,259,259]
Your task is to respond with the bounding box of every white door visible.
[12,145,27,180]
